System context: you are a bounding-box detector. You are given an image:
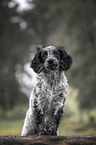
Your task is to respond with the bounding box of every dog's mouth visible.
[46,64,58,70]
[45,62,59,71]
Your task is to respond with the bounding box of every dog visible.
[21,46,72,136]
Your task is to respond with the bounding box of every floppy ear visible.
[36,45,42,52]
[57,47,72,71]
[30,50,43,74]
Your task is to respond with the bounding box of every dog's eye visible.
[41,51,47,60]
[53,50,60,59]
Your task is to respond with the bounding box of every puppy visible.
[21,46,72,136]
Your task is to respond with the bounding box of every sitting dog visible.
[21,46,72,136]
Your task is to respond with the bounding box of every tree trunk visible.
[0,136,96,145]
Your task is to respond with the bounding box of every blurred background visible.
[0,0,96,136]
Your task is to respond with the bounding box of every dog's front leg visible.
[33,99,45,135]
[21,97,41,136]
[48,106,64,135]
[52,106,64,125]
[21,108,37,136]
[38,106,64,136]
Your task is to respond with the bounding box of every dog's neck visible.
[38,70,62,87]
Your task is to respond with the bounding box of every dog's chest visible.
[33,77,67,113]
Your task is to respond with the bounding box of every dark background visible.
[0,0,96,136]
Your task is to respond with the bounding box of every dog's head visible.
[31,46,72,74]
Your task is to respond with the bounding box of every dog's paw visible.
[38,123,48,135]
[38,122,57,135]
[48,122,57,135]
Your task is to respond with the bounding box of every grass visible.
[59,118,96,136]
[0,116,96,136]
[0,105,27,136]
[0,119,23,136]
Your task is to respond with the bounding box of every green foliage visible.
[42,0,96,110]
[0,0,96,111]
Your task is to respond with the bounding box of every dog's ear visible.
[30,51,43,74]
[57,46,72,71]
[36,45,42,52]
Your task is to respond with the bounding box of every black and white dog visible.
[21,46,72,136]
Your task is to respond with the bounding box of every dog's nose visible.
[48,59,54,65]
[47,59,58,67]
[45,59,59,70]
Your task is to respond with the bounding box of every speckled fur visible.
[21,46,72,136]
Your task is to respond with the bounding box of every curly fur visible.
[21,46,72,136]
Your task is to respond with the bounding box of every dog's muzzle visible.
[45,58,59,70]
